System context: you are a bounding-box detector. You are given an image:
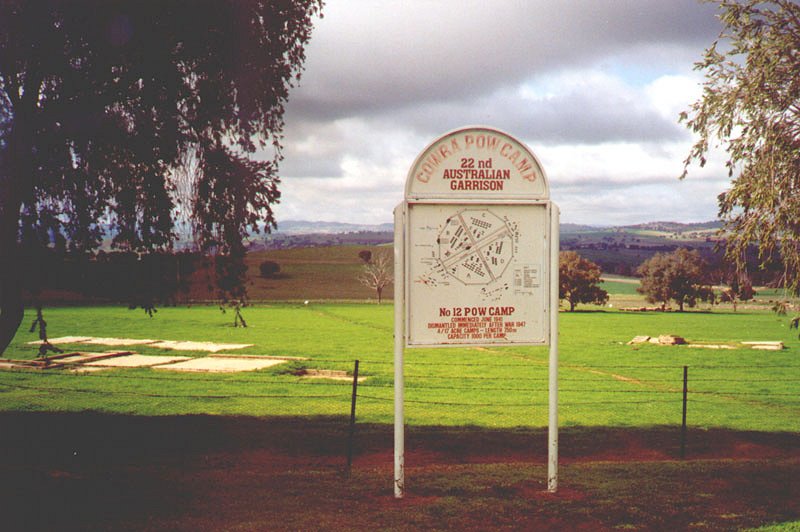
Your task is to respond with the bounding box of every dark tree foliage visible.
[681,0,800,294]
[0,0,323,354]
[558,251,609,312]
[636,248,715,312]
[259,260,281,278]
[720,276,755,312]
[358,249,372,264]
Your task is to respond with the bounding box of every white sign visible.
[402,126,552,348]
[394,126,560,498]
[406,203,550,346]
[406,126,549,200]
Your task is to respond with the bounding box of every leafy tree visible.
[357,249,372,264]
[719,274,755,312]
[259,260,281,278]
[358,250,393,304]
[0,0,323,354]
[681,0,800,294]
[558,251,609,312]
[636,248,715,312]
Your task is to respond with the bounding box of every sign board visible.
[405,127,549,200]
[394,126,560,498]
[401,125,552,348]
[406,202,550,346]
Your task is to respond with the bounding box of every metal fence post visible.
[681,365,688,459]
[346,359,360,477]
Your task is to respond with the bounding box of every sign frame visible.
[404,199,552,348]
[394,126,559,498]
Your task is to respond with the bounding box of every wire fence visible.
[1,360,799,429]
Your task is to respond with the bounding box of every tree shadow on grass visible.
[2,412,799,529]
[3,411,798,464]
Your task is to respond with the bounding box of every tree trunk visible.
[0,172,24,355]
[0,102,36,355]
[0,264,24,356]
[376,287,382,304]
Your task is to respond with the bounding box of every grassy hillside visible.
[207,244,786,312]
[178,244,395,302]
[561,226,719,276]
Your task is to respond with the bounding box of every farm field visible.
[2,285,799,529]
[183,244,395,302]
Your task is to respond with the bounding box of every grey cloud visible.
[279,154,344,179]
[551,173,725,191]
[274,1,728,226]
[393,88,686,145]
[553,183,723,226]
[288,0,720,121]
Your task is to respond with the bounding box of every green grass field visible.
[2,301,798,433]
[3,269,800,530]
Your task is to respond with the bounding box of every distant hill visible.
[560,223,599,233]
[250,217,784,286]
[624,220,723,233]
[109,218,726,251]
[269,219,722,238]
[249,220,393,251]
[275,220,394,234]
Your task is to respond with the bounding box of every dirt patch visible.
[84,354,192,368]
[28,336,254,352]
[208,353,309,361]
[687,343,737,349]
[627,336,786,350]
[1,351,133,370]
[79,337,159,346]
[155,357,286,373]
[148,340,254,352]
[54,352,130,364]
[293,368,365,381]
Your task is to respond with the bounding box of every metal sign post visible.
[394,126,559,498]
[548,206,559,493]
[393,204,405,499]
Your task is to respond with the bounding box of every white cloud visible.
[276,0,728,227]
[645,74,704,123]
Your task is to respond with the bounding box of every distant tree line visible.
[559,246,765,312]
[636,249,715,312]
[255,231,394,251]
[20,250,203,308]
[563,239,786,288]
[559,251,609,311]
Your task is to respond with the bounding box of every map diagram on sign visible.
[414,208,528,302]
[407,203,548,346]
[438,209,514,285]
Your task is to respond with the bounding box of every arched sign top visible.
[405,126,549,201]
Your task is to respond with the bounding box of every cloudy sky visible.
[274,0,731,227]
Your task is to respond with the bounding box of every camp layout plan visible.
[407,204,548,346]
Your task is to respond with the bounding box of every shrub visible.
[358,250,372,264]
[259,260,281,278]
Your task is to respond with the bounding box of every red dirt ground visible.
[1,412,798,530]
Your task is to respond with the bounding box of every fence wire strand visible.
[0,360,797,421]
